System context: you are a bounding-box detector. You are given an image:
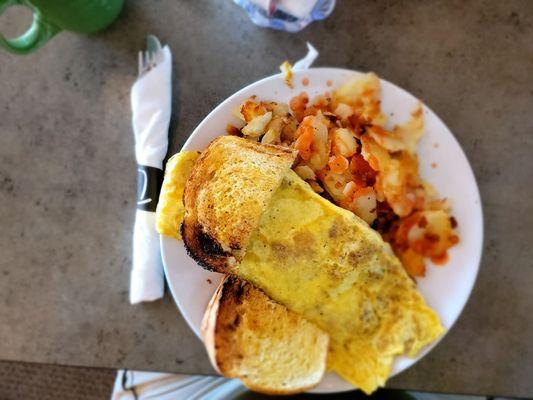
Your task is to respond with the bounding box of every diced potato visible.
[270,102,290,117]
[392,102,424,154]
[366,125,405,153]
[367,103,424,154]
[281,117,299,142]
[398,248,426,277]
[361,140,424,217]
[294,165,316,181]
[289,92,309,121]
[360,135,391,172]
[425,198,451,211]
[261,129,279,144]
[334,103,354,120]
[420,210,454,257]
[321,170,347,203]
[328,155,349,174]
[332,128,358,157]
[396,210,455,260]
[240,98,267,122]
[342,181,358,198]
[378,159,415,217]
[344,186,377,225]
[261,116,284,145]
[307,114,330,171]
[242,111,272,138]
[294,117,315,160]
[332,73,387,126]
[423,181,438,202]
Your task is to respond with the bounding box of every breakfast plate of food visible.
[157,68,483,394]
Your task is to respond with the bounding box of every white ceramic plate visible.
[161,68,483,393]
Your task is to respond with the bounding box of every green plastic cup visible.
[0,0,124,54]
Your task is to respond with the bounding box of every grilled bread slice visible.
[202,275,329,395]
[182,136,296,273]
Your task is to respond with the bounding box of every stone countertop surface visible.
[0,0,532,397]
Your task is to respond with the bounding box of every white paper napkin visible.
[130,46,172,304]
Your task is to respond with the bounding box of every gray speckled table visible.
[0,0,532,397]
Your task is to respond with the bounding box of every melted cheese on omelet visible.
[237,170,444,394]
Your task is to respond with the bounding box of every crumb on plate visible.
[280,61,294,88]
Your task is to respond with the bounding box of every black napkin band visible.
[137,165,164,212]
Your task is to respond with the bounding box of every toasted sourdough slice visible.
[202,275,329,395]
[182,136,296,272]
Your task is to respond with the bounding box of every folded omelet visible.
[160,136,444,394]
[237,170,443,393]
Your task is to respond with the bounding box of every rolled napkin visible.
[130,44,172,304]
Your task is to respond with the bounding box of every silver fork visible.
[137,34,163,76]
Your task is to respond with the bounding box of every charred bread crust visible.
[202,276,244,376]
[201,276,226,374]
[180,218,236,274]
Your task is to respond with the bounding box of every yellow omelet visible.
[156,151,200,239]
[236,170,444,394]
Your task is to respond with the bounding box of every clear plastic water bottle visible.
[234,0,336,32]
